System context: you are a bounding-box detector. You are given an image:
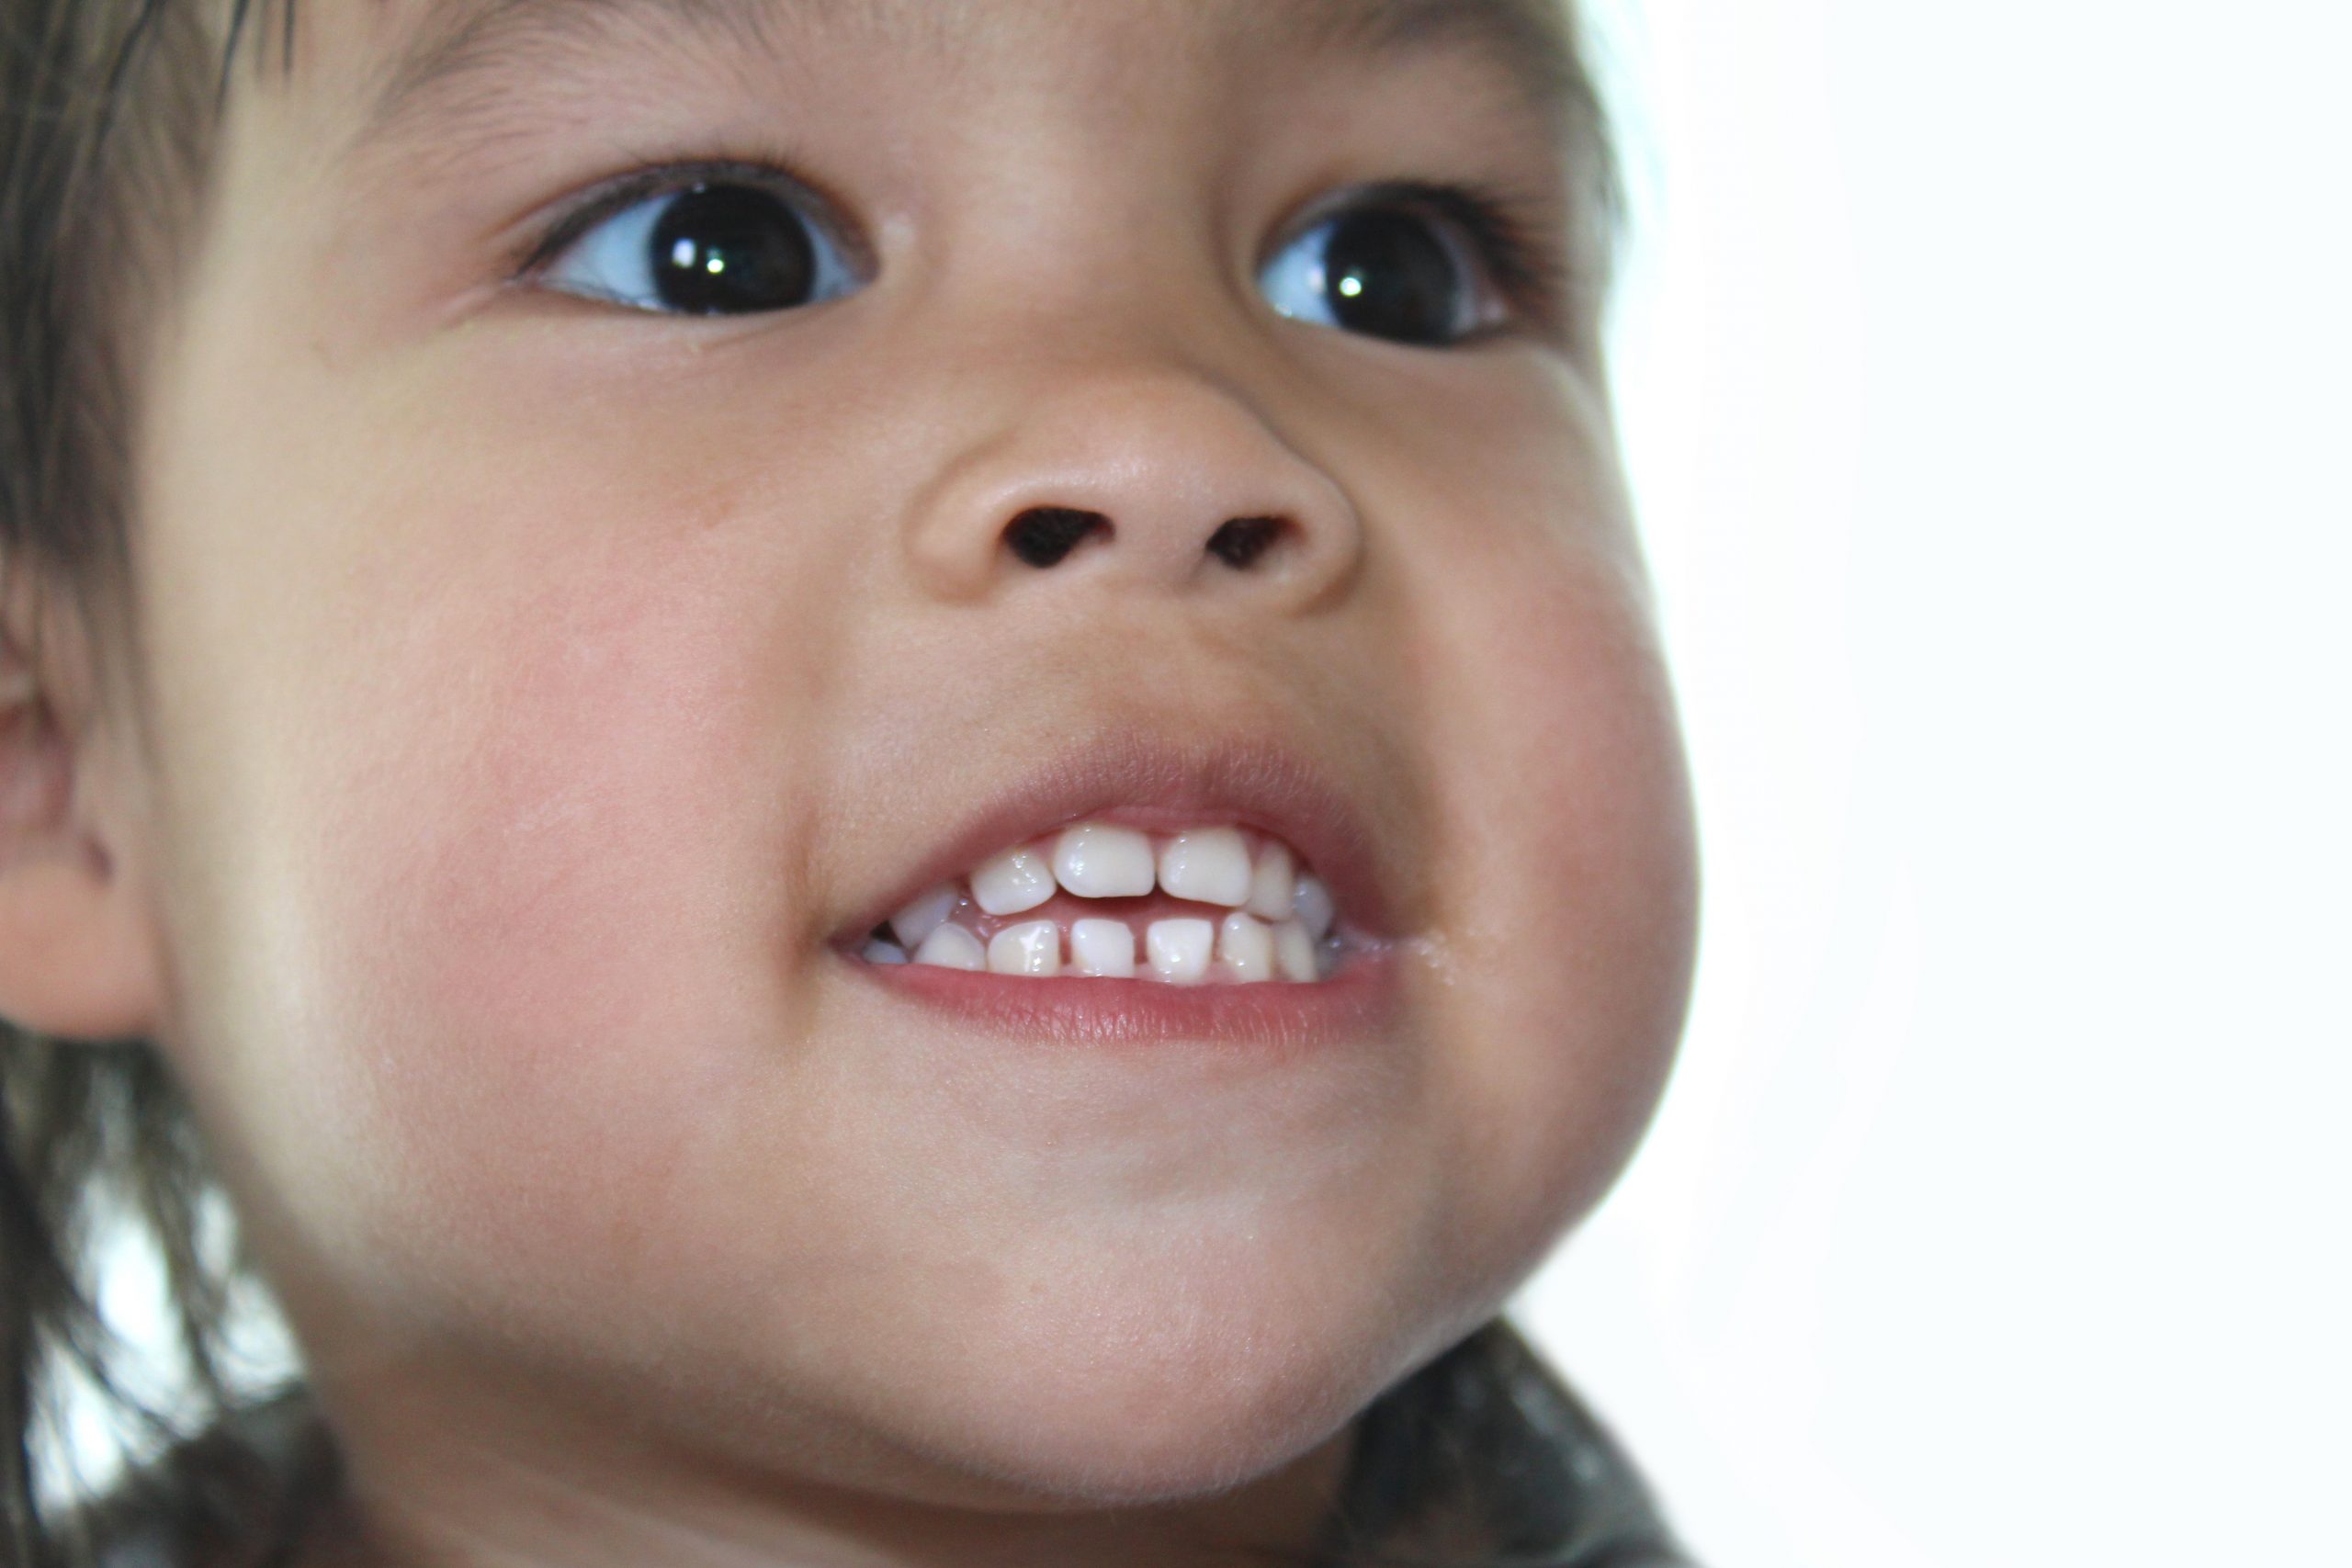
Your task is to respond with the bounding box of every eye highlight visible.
[518,163,863,317]
[1257,181,1566,348]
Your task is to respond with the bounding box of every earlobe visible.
[0,583,165,1047]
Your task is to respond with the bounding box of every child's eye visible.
[526,172,862,316]
[1256,183,1552,349]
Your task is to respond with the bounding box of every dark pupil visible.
[649,184,818,315]
[1321,209,1463,345]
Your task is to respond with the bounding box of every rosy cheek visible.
[294,540,783,1272]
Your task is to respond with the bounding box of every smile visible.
[859,820,1340,984]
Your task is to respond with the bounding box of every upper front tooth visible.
[1052,823,1156,898]
[889,882,960,948]
[970,845,1055,915]
[988,920,1062,976]
[1157,828,1252,907]
[1245,840,1296,921]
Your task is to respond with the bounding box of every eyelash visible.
[507,158,1573,341]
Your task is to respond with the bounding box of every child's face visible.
[112,0,1692,1533]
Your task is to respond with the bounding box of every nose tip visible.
[904,371,1364,611]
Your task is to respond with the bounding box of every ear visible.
[0,563,166,1045]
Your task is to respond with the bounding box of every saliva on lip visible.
[859,822,1342,984]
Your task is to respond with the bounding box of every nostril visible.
[1205,515,1285,570]
[1004,507,1109,568]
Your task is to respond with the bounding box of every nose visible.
[902,363,1365,613]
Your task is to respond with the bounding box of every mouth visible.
[857,820,1340,983]
[829,731,1408,1043]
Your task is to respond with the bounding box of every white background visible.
[1521,2,2351,1564]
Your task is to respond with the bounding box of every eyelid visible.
[506,154,872,288]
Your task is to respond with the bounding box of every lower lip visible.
[838,943,1404,1054]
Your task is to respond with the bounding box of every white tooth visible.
[970,844,1055,915]
[1216,912,1273,983]
[911,923,986,971]
[1144,918,1215,985]
[1069,919,1137,977]
[1245,840,1297,921]
[862,938,910,965]
[1293,874,1336,942]
[1272,920,1318,982]
[888,882,960,948]
[988,920,1062,976]
[1052,823,1156,899]
[1157,828,1252,908]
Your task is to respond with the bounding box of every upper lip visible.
[831,724,1399,947]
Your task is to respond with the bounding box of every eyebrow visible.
[347,0,1601,167]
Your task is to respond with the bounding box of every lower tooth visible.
[1216,911,1273,982]
[1272,919,1317,983]
[912,924,987,971]
[1145,918,1215,985]
[1070,919,1136,977]
[897,918,1330,985]
[988,920,1062,976]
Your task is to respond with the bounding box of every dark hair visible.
[5,6,307,1562]
[1,4,1673,1566]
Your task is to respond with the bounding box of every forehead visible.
[290,0,1594,162]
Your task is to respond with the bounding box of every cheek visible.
[243,493,832,1311]
[135,233,900,1371]
[1410,547,1700,1277]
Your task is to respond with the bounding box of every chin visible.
[846,1254,1450,1507]
[919,1363,1364,1506]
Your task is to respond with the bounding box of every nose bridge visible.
[870,26,1373,611]
[899,318,1367,612]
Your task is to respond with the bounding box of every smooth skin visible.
[0,2,1698,1564]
